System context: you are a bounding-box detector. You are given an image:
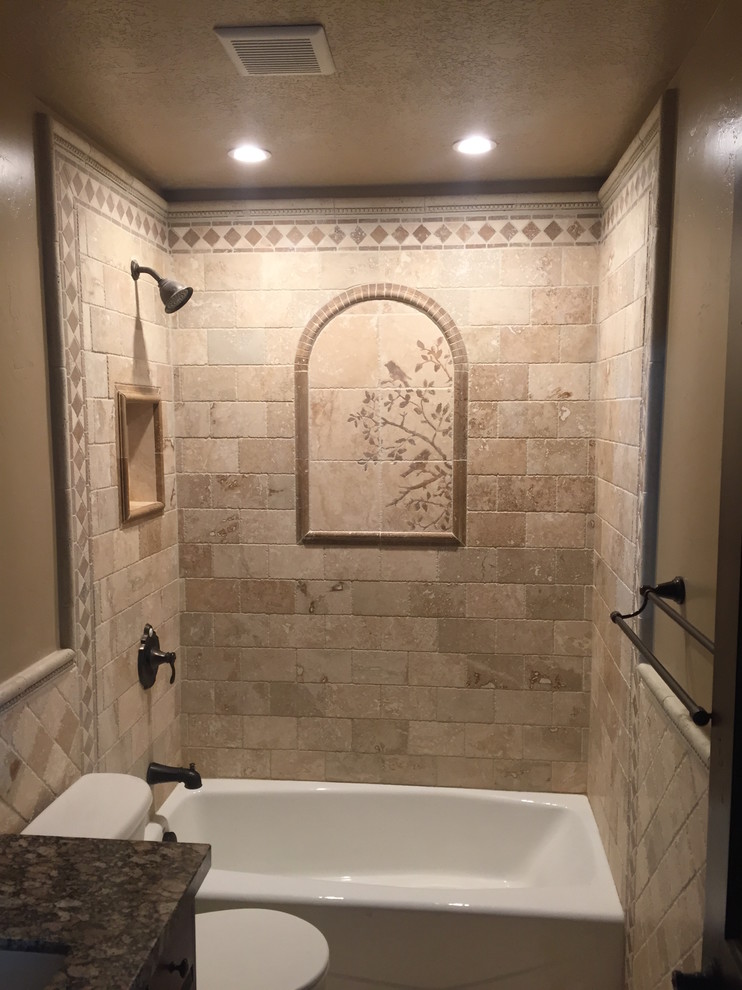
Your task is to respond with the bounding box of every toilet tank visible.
[22,773,153,840]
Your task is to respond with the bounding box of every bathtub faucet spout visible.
[146,761,202,790]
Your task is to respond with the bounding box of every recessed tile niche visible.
[295,284,468,546]
[116,386,165,523]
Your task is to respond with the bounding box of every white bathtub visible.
[157,780,624,990]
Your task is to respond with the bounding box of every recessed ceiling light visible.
[454,135,496,156]
[229,144,271,163]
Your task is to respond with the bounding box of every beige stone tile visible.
[379,549,439,581]
[493,759,552,790]
[494,690,552,725]
[296,579,351,615]
[380,460,454,534]
[501,247,562,286]
[298,717,352,751]
[439,618,497,654]
[497,548,556,584]
[465,723,522,758]
[308,460,381,532]
[557,400,595,438]
[214,682,270,716]
[178,291,235,329]
[556,476,595,512]
[466,654,525,690]
[180,508,240,544]
[552,691,590,727]
[531,287,592,325]
[266,402,294,438]
[526,585,584,620]
[378,308,455,388]
[466,584,526,618]
[499,325,560,364]
[296,648,351,683]
[468,476,498,511]
[469,438,527,475]
[523,725,582,760]
[210,401,267,438]
[325,752,382,783]
[239,437,294,474]
[184,578,240,613]
[551,761,587,792]
[497,476,556,512]
[187,713,243,748]
[559,324,597,363]
[325,614,385,650]
[237,365,294,402]
[178,474,212,508]
[468,511,526,548]
[259,546,318,582]
[381,616,438,651]
[216,749,271,778]
[469,287,530,325]
[240,509,294,545]
[380,754,437,786]
[310,388,380,460]
[212,545,269,578]
[177,438,239,473]
[325,684,381,718]
[352,718,409,754]
[270,682,325,717]
[408,652,468,687]
[243,715,297,749]
[271,750,326,780]
[437,687,494,723]
[528,364,591,401]
[470,364,528,401]
[498,401,558,438]
[380,685,437,720]
[351,651,408,684]
[468,400,498,437]
[240,579,295,614]
[239,648,295,682]
[408,721,465,756]
[438,547,497,583]
[561,246,598,286]
[177,366,236,402]
[211,473,266,509]
[525,655,585,691]
[409,583,466,617]
[310,310,379,388]
[526,512,586,548]
[437,756,494,788]
[353,582,411,616]
[497,619,554,654]
[460,327,500,364]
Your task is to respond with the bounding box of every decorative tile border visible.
[168,197,601,253]
[295,283,467,546]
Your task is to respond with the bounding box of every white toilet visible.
[22,773,329,990]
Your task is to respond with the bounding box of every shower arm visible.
[131,261,164,284]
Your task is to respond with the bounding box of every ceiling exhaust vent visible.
[214,25,335,76]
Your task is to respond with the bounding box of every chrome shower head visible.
[130,260,194,314]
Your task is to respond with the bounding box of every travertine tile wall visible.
[589,100,710,988]
[589,109,661,902]
[631,671,708,990]
[170,197,601,788]
[0,121,182,832]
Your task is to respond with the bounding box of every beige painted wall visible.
[0,73,58,679]
[653,0,742,711]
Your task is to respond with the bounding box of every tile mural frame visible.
[295,284,468,546]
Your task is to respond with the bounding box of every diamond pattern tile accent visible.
[168,207,601,253]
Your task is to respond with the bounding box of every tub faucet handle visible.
[138,624,177,689]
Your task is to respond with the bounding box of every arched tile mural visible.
[295,284,468,545]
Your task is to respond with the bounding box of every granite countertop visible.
[0,834,211,989]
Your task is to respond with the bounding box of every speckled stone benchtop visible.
[0,834,211,989]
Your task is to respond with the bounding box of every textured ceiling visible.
[0,0,719,193]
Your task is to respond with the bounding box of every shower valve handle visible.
[138,624,177,689]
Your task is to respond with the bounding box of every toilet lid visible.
[196,909,329,990]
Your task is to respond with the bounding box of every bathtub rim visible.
[156,779,624,923]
